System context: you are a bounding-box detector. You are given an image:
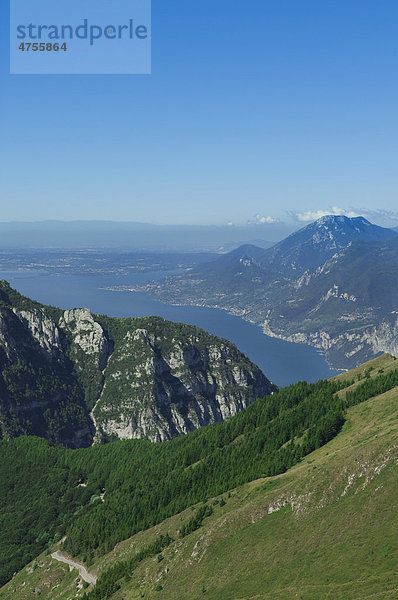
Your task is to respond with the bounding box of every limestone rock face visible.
[363,316,398,358]
[93,319,276,443]
[14,308,65,357]
[0,306,93,448]
[0,282,276,447]
[261,314,398,370]
[60,308,111,369]
[60,309,108,355]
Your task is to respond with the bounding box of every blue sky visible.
[1,0,398,227]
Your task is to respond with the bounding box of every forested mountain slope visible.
[0,354,397,596]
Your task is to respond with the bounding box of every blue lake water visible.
[0,270,338,387]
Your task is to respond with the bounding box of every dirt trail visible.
[51,551,97,585]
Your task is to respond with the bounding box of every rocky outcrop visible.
[0,282,275,446]
[13,309,65,357]
[260,312,398,370]
[59,309,111,369]
[365,315,398,358]
[94,322,274,442]
[0,306,93,448]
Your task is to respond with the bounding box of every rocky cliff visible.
[93,317,273,442]
[0,281,275,446]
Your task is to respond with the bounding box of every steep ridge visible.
[150,216,398,369]
[0,281,274,447]
[1,354,397,600]
[93,316,272,442]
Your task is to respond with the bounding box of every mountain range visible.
[150,215,398,369]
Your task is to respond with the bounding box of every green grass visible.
[1,355,397,600]
[113,383,396,600]
[0,553,87,600]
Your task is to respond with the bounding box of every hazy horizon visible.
[0,213,396,251]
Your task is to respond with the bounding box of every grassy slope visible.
[1,355,397,600]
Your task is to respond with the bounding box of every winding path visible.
[51,551,97,585]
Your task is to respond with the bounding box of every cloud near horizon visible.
[289,206,398,225]
[247,214,279,225]
[290,206,360,222]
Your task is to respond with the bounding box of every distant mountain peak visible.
[316,214,353,225]
[192,214,397,282]
[266,215,397,272]
[302,214,375,229]
[313,214,373,228]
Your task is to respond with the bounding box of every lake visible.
[0,270,338,387]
